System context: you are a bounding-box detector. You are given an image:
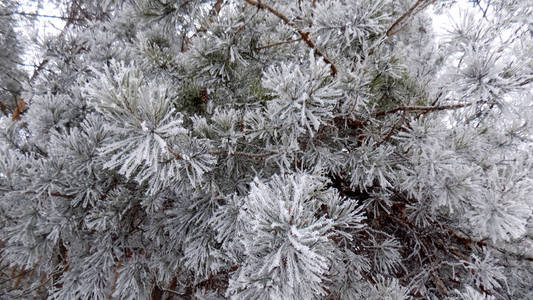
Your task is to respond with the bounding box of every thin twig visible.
[386,0,436,37]
[243,0,337,76]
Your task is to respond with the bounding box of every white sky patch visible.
[431,2,483,44]
[20,1,65,74]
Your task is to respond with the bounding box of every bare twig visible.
[243,0,337,76]
[386,0,436,37]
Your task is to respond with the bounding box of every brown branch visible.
[373,100,480,145]
[431,270,450,296]
[210,0,225,16]
[243,0,337,76]
[11,98,27,121]
[386,0,436,37]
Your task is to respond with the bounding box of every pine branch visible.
[242,0,337,76]
[386,0,436,37]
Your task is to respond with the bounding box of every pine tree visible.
[1,0,532,299]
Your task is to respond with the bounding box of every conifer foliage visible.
[1,0,533,299]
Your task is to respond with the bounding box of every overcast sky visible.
[20,1,65,73]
